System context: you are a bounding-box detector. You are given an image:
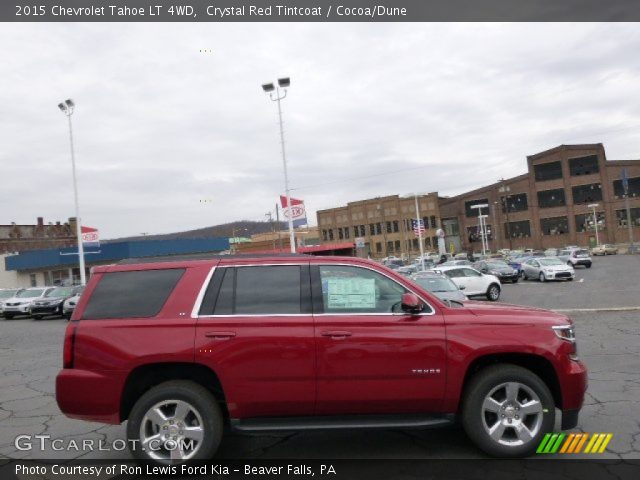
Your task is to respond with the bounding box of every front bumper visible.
[2,305,32,314]
[31,305,62,315]
[544,271,575,280]
[496,273,519,282]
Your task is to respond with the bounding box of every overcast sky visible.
[1,23,639,239]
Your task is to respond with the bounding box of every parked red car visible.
[56,254,587,463]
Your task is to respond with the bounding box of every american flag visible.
[411,219,425,237]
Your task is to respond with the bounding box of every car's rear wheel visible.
[486,284,500,301]
[462,364,555,457]
[127,380,223,464]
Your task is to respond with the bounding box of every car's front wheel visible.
[539,272,546,283]
[486,284,500,301]
[127,380,223,464]
[462,364,555,457]
[32,315,43,320]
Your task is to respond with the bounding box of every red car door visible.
[312,263,447,416]
[194,261,316,419]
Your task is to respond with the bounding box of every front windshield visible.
[46,287,74,297]
[0,290,19,299]
[414,276,458,292]
[16,289,45,298]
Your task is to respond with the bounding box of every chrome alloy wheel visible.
[481,382,544,447]
[140,399,205,462]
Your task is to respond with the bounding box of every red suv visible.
[56,255,587,463]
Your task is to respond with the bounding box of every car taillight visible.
[63,324,77,369]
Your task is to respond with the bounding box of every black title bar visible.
[2,0,640,22]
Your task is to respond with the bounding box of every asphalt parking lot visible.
[0,255,638,461]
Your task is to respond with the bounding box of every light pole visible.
[588,203,600,246]
[470,204,489,255]
[499,181,512,250]
[262,77,295,253]
[58,99,86,286]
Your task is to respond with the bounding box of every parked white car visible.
[433,265,501,301]
[1,287,55,319]
[558,248,592,268]
[521,257,575,282]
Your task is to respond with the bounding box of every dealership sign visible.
[81,226,100,248]
[280,195,307,227]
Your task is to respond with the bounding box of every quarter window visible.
[82,269,185,319]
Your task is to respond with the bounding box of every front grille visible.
[556,272,571,278]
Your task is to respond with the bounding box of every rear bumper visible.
[56,369,123,424]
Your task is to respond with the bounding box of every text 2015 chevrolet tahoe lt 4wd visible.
[56,254,587,463]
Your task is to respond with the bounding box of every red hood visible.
[461,300,571,326]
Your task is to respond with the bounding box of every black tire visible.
[126,380,223,464]
[539,272,545,283]
[567,278,573,281]
[512,277,519,284]
[486,284,500,301]
[521,271,527,281]
[32,315,43,320]
[4,314,14,320]
[586,263,592,269]
[461,364,555,458]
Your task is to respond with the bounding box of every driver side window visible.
[463,268,482,277]
[319,265,426,314]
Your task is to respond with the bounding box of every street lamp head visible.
[58,103,67,112]
[65,99,75,108]
[587,203,599,209]
[262,83,275,93]
[278,77,290,88]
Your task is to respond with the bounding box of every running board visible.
[230,414,455,432]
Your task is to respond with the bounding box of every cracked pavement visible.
[0,256,638,460]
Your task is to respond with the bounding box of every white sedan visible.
[432,265,501,301]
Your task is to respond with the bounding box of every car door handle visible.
[204,331,236,339]
[321,331,352,338]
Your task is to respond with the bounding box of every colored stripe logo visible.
[537,433,612,454]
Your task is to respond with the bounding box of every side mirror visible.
[401,293,424,314]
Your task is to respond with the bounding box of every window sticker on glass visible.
[326,277,376,309]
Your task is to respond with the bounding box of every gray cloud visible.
[1,23,639,238]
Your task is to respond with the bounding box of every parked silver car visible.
[410,272,468,303]
[0,288,23,317]
[521,257,575,282]
[62,285,85,320]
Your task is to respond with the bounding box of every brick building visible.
[316,144,640,256]
[316,193,441,258]
[440,144,640,252]
[0,217,77,254]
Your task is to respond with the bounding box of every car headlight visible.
[553,325,578,360]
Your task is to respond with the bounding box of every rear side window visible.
[199,265,309,316]
[81,269,185,319]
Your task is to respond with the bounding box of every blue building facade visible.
[4,238,230,273]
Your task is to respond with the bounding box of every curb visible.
[552,306,640,313]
